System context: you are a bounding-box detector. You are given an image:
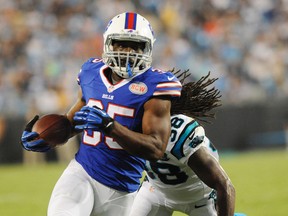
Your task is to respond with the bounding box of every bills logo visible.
[129,82,148,95]
[102,94,114,100]
[105,20,112,32]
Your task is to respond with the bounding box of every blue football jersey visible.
[75,58,182,192]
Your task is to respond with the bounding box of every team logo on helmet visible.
[105,20,113,32]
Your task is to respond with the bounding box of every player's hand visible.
[20,115,51,152]
[73,106,114,133]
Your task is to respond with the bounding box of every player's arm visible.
[109,97,171,161]
[72,95,172,161]
[188,147,235,216]
[65,89,86,136]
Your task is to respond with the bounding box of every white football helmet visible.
[102,12,156,78]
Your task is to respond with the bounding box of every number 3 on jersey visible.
[83,100,134,149]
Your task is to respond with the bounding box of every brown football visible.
[32,114,72,148]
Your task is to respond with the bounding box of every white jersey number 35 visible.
[82,99,134,149]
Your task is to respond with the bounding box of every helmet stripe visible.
[125,12,137,30]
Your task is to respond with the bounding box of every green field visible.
[0,149,287,216]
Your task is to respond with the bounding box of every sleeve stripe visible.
[156,81,182,88]
[153,90,181,96]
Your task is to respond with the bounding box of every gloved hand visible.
[20,115,51,152]
[73,106,114,134]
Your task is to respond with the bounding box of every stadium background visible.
[0,0,288,215]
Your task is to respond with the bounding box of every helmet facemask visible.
[103,34,152,78]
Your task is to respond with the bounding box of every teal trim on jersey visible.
[171,121,199,160]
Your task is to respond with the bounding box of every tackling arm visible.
[188,147,236,216]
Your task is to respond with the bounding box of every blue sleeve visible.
[152,71,182,98]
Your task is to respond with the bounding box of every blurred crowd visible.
[1,0,288,118]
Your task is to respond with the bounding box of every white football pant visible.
[48,159,136,216]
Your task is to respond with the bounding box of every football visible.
[32,114,72,148]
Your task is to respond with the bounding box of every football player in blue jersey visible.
[129,72,236,216]
[20,12,182,216]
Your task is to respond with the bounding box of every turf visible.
[0,150,287,216]
[0,163,66,216]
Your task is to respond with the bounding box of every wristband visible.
[103,119,114,135]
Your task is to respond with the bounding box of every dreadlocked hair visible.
[170,68,222,123]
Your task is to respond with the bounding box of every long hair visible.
[170,68,222,123]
